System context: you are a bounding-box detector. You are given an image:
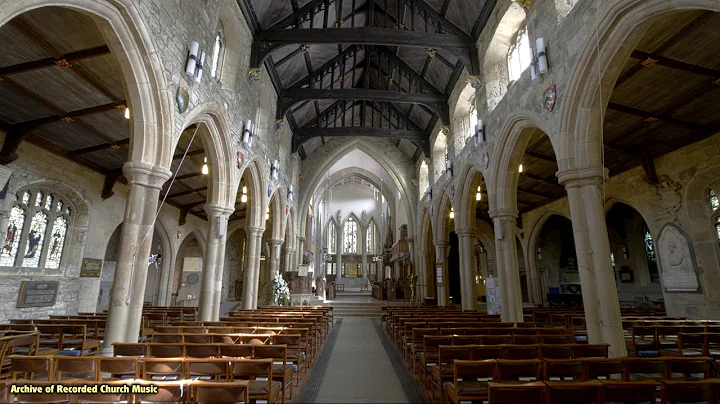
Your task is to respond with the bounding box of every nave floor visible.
[298,317,424,403]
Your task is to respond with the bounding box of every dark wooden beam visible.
[176,172,204,181]
[101,168,123,200]
[278,88,449,123]
[168,186,208,199]
[288,45,360,88]
[296,126,426,142]
[404,0,466,35]
[251,27,476,72]
[524,152,556,163]
[372,46,443,93]
[629,50,720,80]
[70,138,130,156]
[606,101,710,132]
[471,0,497,40]
[172,149,205,160]
[520,172,565,191]
[236,0,261,34]
[268,0,328,30]
[178,201,205,226]
[0,45,110,77]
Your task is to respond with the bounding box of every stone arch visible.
[177,105,236,209]
[432,130,449,179]
[0,0,172,168]
[526,211,572,303]
[340,212,362,254]
[312,169,397,220]
[456,163,487,230]
[483,1,526,112]
[267,186,286,242]
[152,217,173,306]
[559,0,720,170]
[297,139,416,243]
[433,191,455,246]
[178,229,207,258]
[451,82,479,153]
[237,158,265,230]
[488,110,559,215]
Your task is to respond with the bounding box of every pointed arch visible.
[325,216,339,255]
[237,158,265,230]
[341,212,362,254]
[366,218,378,254]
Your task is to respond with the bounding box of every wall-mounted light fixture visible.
[185,41,206,84]
[622,246,629,259]
[449,207,455,219]
[287,184,294,202]
[530,37,548,81]
[476,185,482,201]
[124,107,130,120]
[240,181,248,203]
[271,159,279,180]
[474,119,484,146]
[201,157,209,175]
[445,153,453,180]
[519,163,524,173]
[242,120,253,147]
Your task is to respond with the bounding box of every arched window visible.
[327,222,337,254]
[210,29,224,79]
[366,220,376,254]
[0,189,72,268]
[709,189,719,212]
[507,26,530,82]
[644,229,656,263]
[343,218,358,254]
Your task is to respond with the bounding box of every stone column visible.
[211,206,232,321]
[417,250,427,301]
[241,226,263,309]
[268,239,283,303]
[197,205,232,321]
[284,248,295,273]
[250,229,264,308]
[336,233,343,281]
[558,167,626,357]
[360,229,368,280]
[491,211,524,322]
[434,243,448,306]
[103,163,159,354]
[457,229,478,311]
[125,166,170,341]
[297,237,305,272]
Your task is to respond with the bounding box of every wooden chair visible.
[541,344,574,359]
[573,344,609,358]
[134,380,185,402]
[231,358,281,403]
[445,359,496,404]
[189,380,249,403]
[545,380,603,403]
[626,326,658,357]
[482,335,512,345]
[586,358,625,380]
[185,343,220,358]
[505,345,541,360]
[660,379,720,404]
[667,357,713,381]
[599,380,660,404]
[487,381,547,403]
[471,345,505,360]
[430,345,472,402]
[512,335,540,345]
[76,380,133,403]
[272,334,304,386]
[52,355,96,380]
[544,359,587,381]
[112,342,146,357]
[624,358,667,381]
[419,335,453,381]
[9,356,53,380]
[496,359,543,383]
[95,356,139,380]
[141,357,184,380]
[147,343,185,358]
[185,357,230,381]
[254,344,293,403]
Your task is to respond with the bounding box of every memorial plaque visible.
[80,258,103,278]
[298,265,308,277]
[436,265,443,286]
[17,281,59,308]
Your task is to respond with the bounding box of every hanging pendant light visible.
[240,181,247,203]
[201,157,209,175]
[124,107,130,120]
[519,163,523,173]
[475,185,482,201]
[266,206,270,220]
[449,207,455,219]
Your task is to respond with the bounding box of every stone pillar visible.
[125,166,169,340]
[417,250,427,301]
[241,227,263,309]
[198,205,232,321]
[284,248,295,273]
[268,239,283,303]
[361,229,368,280]
[250,230,264,308]
[557,167,626,357]
[491,211,524,322]
[434,243,448,306]
[103,163,161,354]
[457,229,478,311]
[211,206,232,320]
[336,234,343,281]
[297,237,305,272]
[526,250,542,305]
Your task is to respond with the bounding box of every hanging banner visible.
[485,277,501,315]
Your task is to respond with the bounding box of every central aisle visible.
[313,317,409,403]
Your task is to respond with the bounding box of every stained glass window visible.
[344,218,358,254]
[715,217,720,242]
[508,26,531,82]
[366,220,375,254]
[644,230,656,263]
[327,222,337,254]
[45,216,67,269]
[0,189,72,269]
[710,189,719,212]
[22,211,48,268]
[0,206,25,266]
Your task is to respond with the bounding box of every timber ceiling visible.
[239,0,496,161]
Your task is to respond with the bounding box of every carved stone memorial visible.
[658,225,699,292]
[17,281,59,308]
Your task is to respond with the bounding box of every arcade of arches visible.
[1,0,720,401]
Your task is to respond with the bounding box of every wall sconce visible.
[537,247,543,260]
[424,186,432,203]
[240,181,248,203]
[475,185,482,201]
[474,119,484,146]
[124,107,130,120]
[185,41,206,84]
[449,207,455,219]
[530,37,548,81]
[445,154,453,180]
[271,159,279,180]
[242,120,253,147]
[622,246,629,259]
[519,163,524,173]
[287,185,294,202]
[201,157,209,175]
